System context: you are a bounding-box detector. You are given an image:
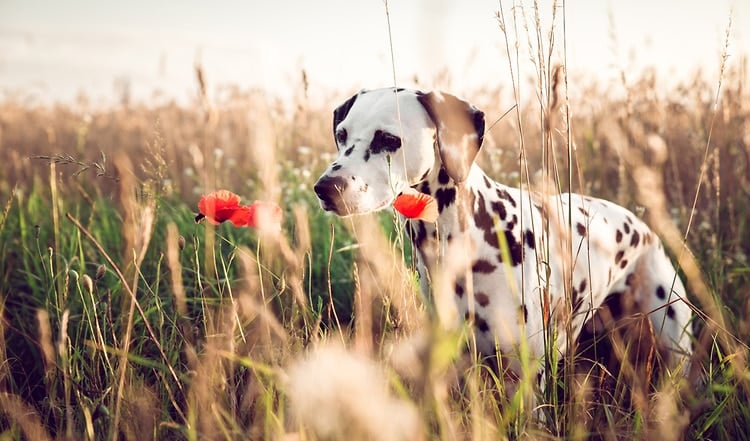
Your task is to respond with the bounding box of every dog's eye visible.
[335,128,347,146]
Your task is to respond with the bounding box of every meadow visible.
[1,38,750,441]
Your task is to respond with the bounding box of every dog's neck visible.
[409,162,492,262]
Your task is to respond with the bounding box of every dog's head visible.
[314,87,485,216]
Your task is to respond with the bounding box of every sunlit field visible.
[1,11,750,441]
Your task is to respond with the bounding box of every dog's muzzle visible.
[314,175,348,212]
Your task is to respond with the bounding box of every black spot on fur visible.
[435,188,456,212]
[623,222,631,234]
[615,250,624,264]
[472,259,497,274]
[506,214,518,231]
[576,222,587,237]
[579,279,587,294]
[475,315,490,333]
[332,163,342,171]
[630,230,640,247]
[474,193,500,249]
[344,146,355,156]
[491,200,507,221]
[656,285,666,300]
[483,175,492,189]
[496,188,517,207]
[625,273,636,286]
[605,291,624,317]
[419,181,431,195]
[615,229,623,243]
[368,129,402,155]
[619,259,629,269]
[667,306,676,319]
[524,229,535,249]
[455,282,465,298]
[438,167,450,184]
[409,220,427,249]
[579,207,589,217]
[476,292,491,307]
[505,230,524,266]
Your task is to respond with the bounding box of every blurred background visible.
[1,0,748,107]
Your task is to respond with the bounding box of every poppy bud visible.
[82,274,94,293]
[95,264,107,280]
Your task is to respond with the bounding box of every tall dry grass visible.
[0,5,749,441]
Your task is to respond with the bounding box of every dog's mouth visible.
[314,175,398,217]
[319,196,393,218]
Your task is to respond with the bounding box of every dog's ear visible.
[417,91,485,184]
[332,91,361,134]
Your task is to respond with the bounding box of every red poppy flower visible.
[196,190,282,231]
[392,188,438,222]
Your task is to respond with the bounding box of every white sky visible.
[0,0,747,106]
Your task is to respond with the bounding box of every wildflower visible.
[195,190,282,231]
[296,145,312,156]
[392,188,438,222]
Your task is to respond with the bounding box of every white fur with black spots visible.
[313,87,694,396]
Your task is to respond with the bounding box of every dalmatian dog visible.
[313,87,693,389]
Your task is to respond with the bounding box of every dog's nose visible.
[314,175,347,210]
